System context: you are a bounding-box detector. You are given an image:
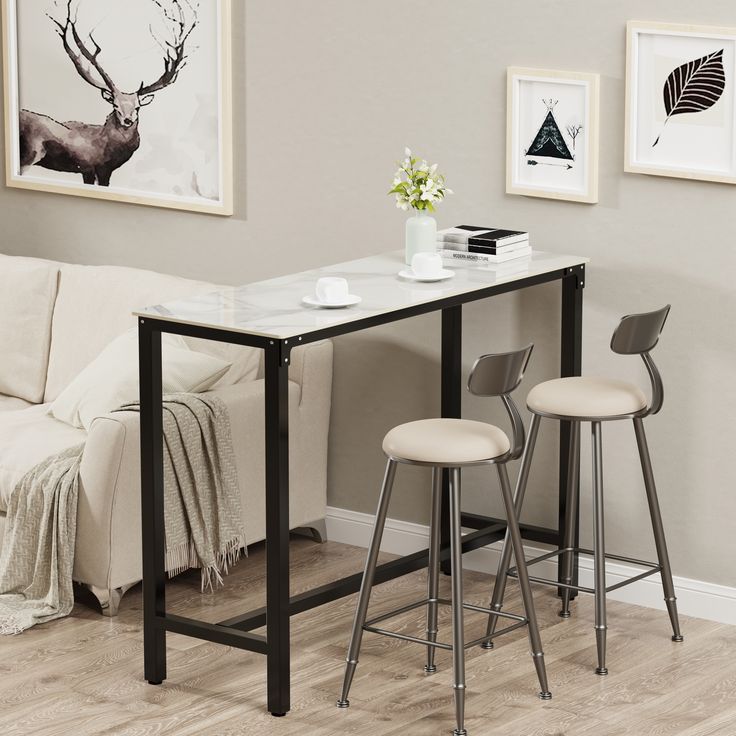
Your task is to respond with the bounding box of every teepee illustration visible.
[526,99,574,160]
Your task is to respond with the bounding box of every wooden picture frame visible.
[625,20,736,185]
[2,0,233,215]
[507,67,599,204]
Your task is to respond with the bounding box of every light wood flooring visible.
[1,538,734,736]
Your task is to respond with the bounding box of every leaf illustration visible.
[653,49,726,146]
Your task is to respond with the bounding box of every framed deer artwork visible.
[2,0,233,215]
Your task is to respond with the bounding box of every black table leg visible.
[139,319,167,685]
[558,267,584,597]
[265,342,291,717]
[441,306,462,574]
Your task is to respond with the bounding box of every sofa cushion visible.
[51,330,231,430]
[0,255,59,403]
[0,395,33,412]
[44,263,260,402]
[0,404,86,513]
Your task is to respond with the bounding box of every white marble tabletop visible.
[136,250,588,340]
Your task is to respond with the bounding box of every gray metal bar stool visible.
[336,346,551,736]
[484,306,683,677]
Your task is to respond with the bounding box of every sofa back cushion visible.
[44,263,261,402]
[0,254,59,403]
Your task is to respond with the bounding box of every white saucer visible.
[398,268,455,283]
[302,294,362,309]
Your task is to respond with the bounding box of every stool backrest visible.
[468,345,533,459]
[610,305,670,415]
[610,305,670,355]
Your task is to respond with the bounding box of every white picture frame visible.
[2,0,233,215]
[507,67,599,204]
[625,20,736,185]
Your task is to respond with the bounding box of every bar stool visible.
[484,306,683,677]
[336,346,551,736]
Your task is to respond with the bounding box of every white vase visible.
[405,210,437,265]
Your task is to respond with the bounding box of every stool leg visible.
[449,468,467,736]
[337,459,398,708]
[483,414,541,648]
[633,418,683,643]
[591,422,608,676]
[559,421,581,619]
[497,463,552,700]
[425,467,442,673]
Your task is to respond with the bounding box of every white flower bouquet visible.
[389,148,452,212]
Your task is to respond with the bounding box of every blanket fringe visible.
[165,537,247,593]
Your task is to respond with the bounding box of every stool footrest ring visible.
[506,546,662,594]
[363,597,528,651]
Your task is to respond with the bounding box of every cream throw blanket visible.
[0,393,244,635]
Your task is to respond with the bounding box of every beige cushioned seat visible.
[0,395,33,412]
[383,418,511,465]
[527,377,647,419]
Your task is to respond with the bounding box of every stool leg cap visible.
[539,691,552,700]
[595,667,608,676]
[336,699,350,709]
[558,610,571,619]
[453,730,468,736]
[672,635,684,643]
[481,641,494,650]
[423,665,437,673]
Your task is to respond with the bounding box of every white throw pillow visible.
[50,330,231,430]
[183,337,262,389]
[0,255,59,403]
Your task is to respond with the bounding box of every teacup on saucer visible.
[304,277,361,308]
[315,276,350,304]
[411,252,444,279]
[399,252,454,283]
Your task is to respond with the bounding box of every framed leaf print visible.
[2,0,233,214]
[507,67,600,204]
[626,21,736,184]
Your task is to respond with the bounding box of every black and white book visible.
[468,230,529,249]
[439,246,532,264]
[467,240,531,255]
[437,225,529,249]
[437,225,493,244]
[441,238,530,255]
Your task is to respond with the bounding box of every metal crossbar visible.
[506,546,662,594]
[362,597,528,651]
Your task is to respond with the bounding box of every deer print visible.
[19,0,198,187]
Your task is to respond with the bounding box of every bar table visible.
[135,248,587,716]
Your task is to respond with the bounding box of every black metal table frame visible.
[138,262,585,717]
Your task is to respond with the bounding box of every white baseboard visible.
[325,506,736,626]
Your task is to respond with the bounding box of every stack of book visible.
[436,225,531,265]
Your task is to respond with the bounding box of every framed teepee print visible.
[626,21,736,185]
[507,67,599,204]
[2,0,233,215]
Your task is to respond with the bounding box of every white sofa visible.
[0,254,333,615]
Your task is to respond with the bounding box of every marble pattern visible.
[136,250,589,340]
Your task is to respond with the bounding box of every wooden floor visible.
[1,538,735,736]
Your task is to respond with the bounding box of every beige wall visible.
[2,1,735,586]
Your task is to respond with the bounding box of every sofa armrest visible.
[73,379,303,589]
[288,340,333,408]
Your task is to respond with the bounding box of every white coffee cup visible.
[411,252,444,278]
[315,276,349,304]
